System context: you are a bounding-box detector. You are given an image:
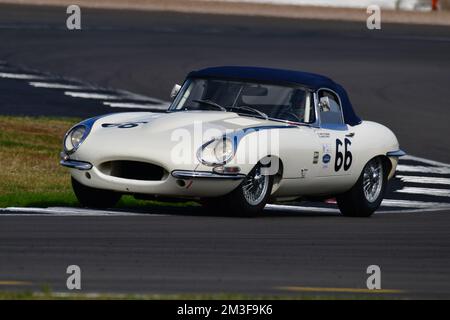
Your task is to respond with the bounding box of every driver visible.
[283,89,306,122]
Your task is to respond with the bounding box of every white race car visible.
[60,66,405,216]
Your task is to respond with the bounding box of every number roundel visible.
[335,138,352,172]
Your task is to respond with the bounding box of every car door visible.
[313,89,357,178]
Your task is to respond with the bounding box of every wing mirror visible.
[170,84,181,100]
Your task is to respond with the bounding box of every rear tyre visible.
[336,157,387,217]
[71,177,121,208]
[201,163,274,217]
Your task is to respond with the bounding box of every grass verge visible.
[0,116,79,208]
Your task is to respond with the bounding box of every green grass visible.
[0,116,196,209]
[0,116,77,208]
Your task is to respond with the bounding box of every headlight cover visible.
[64,125,87,153]
[62,116,102,154]
[198,137,235,166]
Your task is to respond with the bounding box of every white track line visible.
[0,207,166,216]
[117,90,170,104]
[382,199,450,208]
[402,155,450,168]
[0,72,46,80]
[2,202,450,216]
[103,102,169,110]
[64,91,123,100]
[29,82,88,90]
[397,175,450,185]
[377,207,450,214]
[266,204,340,213]
[396,187,450,198]
[396,165,450,175]
[270,197,450,212]
[267,202,450,214]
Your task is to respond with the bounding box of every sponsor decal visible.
[313,152,319,164]
[323,154,331,164]
[317,132,330,139]
[322,143,331,154]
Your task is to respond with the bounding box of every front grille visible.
[99,161,167,181]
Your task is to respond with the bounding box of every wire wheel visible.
[242,166,270,206]
[362,158,384,203]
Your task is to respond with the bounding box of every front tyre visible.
[202,163,273,216]
[337,157,387,217]
[71,177,121,208]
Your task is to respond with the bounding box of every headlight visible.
[64,125,87,153]
[198,137,235,166]
[214,138,233,163]
[62,116,100,154]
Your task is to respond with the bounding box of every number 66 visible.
[335,138,352,172]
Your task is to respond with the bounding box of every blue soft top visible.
[188,66,361,126]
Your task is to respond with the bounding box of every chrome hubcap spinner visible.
[242,167,269,206]
[363,158,383,203]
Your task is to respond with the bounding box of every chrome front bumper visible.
[60,156,244,181]
[171,170,246,180]
[60,153,243,197]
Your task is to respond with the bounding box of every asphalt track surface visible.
[0,4,450,298]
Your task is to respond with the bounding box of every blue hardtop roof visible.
[188,66,334,90]
[187,66,361,126]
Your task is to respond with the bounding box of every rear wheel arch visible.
[383,155,399,179]
[379,155,393,178]
[355,155,392,181]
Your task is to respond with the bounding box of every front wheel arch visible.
[71,177,121,208]
[251,155,283,194]
[201,161,275,216]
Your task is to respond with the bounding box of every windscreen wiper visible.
[192,99,227,111]
[229,106,268,120]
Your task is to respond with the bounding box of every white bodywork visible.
[64,110,400,200]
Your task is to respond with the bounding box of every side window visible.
[283,90,315,124]
[318,89,344,125]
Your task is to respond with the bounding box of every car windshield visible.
[169,78,315,124]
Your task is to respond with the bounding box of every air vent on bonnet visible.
[98,161,167,181]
